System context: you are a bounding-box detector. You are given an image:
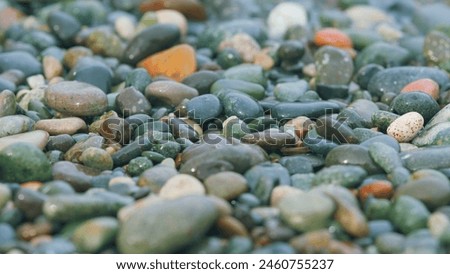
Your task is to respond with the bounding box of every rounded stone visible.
[126,156,153,177]
[44,81,108,117]
[389,196,430,234]
[145,80,198,107]
[79,147,113,171]
[387,112,424,143]
[186,94,223,125]
[390,92,440,122]
[138,165,178,193]
[117,196,219,253]
[34,117,87,136]
[159,174,205,199]
[0,115,35,138]
[0,142,52,183]
[72,217,118,253]
[267,2,307,39]
[0,90,16,117]
[204,171,248,201]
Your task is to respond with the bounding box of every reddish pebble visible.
[138,44,196,82]
[0,7,25,31]
[359,181,394,202]
[401,78,440,100]
[140,0,207,21]
[313,28,353,49]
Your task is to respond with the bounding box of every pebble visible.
[138,165,178,193]
[45,81,108,117]
[138,44,196,82]
[423,31,450,71]
[315,46,354,86]
[204,172,248,201]
[401,146,450,171]
[368,66,449,98]
[325,144,382,175]
[0,90,16,117]
[0,115,35,138]
[72,217,118,253]
[186,94,222,125]
[395,173,450,210]
[314,28,353,49]
[14,188,47,220]
[51,161,95,192]
[401,78,440,100]
[0,51,42,77]
[221,92,264,121]
[79,147,114,171]
[375,232,406,254]
[140,0,207,21]
[65,135,104,163]
[0,130,49,151]
[368,142,403,173]
[122,23,181,65]
[34,118,87,136]
[182,71,221,95]
[218,33,261,63]
[277,192,335,233]
[116,86,152,117]
[390,92,439,122]
[43,191,133,222]
[267,2,307,39]
[312,165,367,188]
[127,156,153,177]
[145,80,198,107]
[0,184,11,211]
[345,5,392,30]
[389,196,430,234]
[117,196,219,253]
[359,181,394,202]
[355,42,410,70]
[0,143,52,183]
[159,174,205,199]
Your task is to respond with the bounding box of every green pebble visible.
[368,142,403,173]
[312,165,367,188]
[127,156,153,177]
[389,196,430,234]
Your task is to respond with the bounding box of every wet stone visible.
[0,130,49,151]
[279,156,314,175]
[315,116,359,144]
[116,86,152,117]
[125,68,152,93]
[126,156,153,177]
[360,135,400,152]
[241,129,296,151]
[355,42,410,70]
[67,57,113,93]
[52,161,97,192]
[46,134,76,153]
[145,81,198,107]
[273,80,308,103]
[65,135,104,163]
[371,110,400,133]
[368,66,449,98]
[245,163,290,204]
[211,79,265,100]
[390,92,439,122]
[34,118,87,136]
[182,71,221,95]
[122,24,181,65]
[271,102,342,120]
[80,147,114,171]
[315,46,354,85]
[325,144,383,175]
[45,81,108,117]
[186,94,222,125]
[312,165,367,188]
[221,92,264,121]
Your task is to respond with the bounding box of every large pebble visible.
[204,171,248,201]
[0,130,49,151]
[389,196,430,234]
[145,81,198,107]
[117,196,219,253]
[43,191,133,222]
[159,174,205,199]
[0,51,42,77]
[116,86,152,117]
[138,165,178,193]
[278,192,335,232]
[368,142,403,173]
[312,165,367,188]
[45,81,108,117]
[0,143,52,183]
[34,118,87,136]
[400,146,450,171]
[0,115,35,138]
[122,24,180,65]
[0,90,16,117]
[387,112,424,143]
[315,46,354,85]
[325,144,382,175]
[72,217,118,253]
[390,92,439,122]
[267,2,307,39]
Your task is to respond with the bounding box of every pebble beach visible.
[0,0,450,254]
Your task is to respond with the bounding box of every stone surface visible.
[267,2,307,39]
[117,196,219,253]
[138,44,196,82]
[0,115,35,138]
[204,172,248,201]
[0,143,52,183]
[159,174,205,199]
[72,217,119,253]
[34,118,87,136]
[45,81,108,117]
[0,130,49,151]
[0,90,16,117]
[145,81,198,107]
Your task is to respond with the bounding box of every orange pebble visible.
[359,181,393,202]
[138,44,196,82]
[21,181,43,191]
[401,78,440,100]
[313,28,353,49]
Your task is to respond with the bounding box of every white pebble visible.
[267,2,307,40]
[387,112,424,142]
[159,174,205,199]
